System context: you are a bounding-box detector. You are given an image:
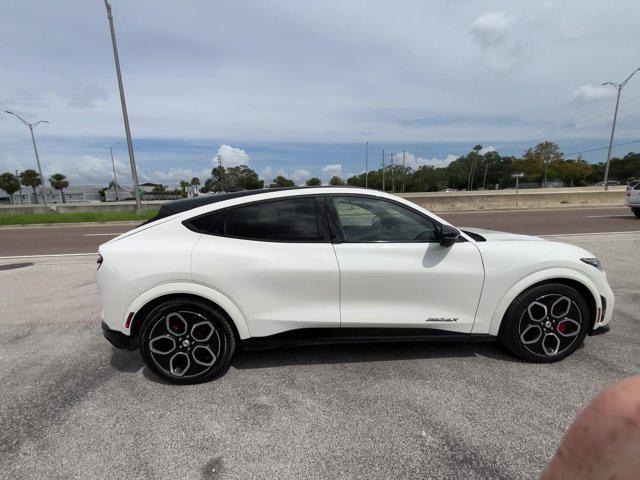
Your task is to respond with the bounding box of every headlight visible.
[581,258,603,271]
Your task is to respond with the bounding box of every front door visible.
[329,195,484,333]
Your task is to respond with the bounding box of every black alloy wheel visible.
[499,284,589,363]
[140,298,235,384]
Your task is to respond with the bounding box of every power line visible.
[565,139,640,157]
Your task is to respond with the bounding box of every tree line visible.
[0,169,69,204]
[194,141,639,194]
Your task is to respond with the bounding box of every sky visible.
[2,0,640,187]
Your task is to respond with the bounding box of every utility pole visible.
[391,152,395,193]
[217,154,224,191]
[402,150,407,193]
[15,169,24,204]
[602,67,640,190]
[109,141,120,201]
[381,149,385,192]
[365,141,369,188]
[103,0,143,214]
[5,111,49,206]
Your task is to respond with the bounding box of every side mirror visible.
[439,224,460,247]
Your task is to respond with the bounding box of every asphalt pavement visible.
[0,232,639,479]
[0,205,638,257]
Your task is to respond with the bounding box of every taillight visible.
[97,254,103,270]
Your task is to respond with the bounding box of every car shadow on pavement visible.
[232,340,520,370]
[107,340,520,383]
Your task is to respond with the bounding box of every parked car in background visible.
[594,180,620,187]
[626,180,640,193]
[626,181,640,218]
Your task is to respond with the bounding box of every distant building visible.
[0,186,101,204]
[104,186,133,202]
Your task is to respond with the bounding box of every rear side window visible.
[185,197,328,242]
[225,197,323,241]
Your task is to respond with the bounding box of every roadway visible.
[0,205,637,257]
[2,232,639,479]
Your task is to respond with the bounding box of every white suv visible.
[626,181,640,218]
[97,187,614,383]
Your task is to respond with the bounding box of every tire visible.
[140,297,236,384]
[498,284,589,363]
[633,208,640,219]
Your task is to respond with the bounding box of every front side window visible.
[223,197,323,242]
[332,196,438,243]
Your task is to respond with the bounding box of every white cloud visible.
[571,84,616,104]
[275,168,311,185]
[479,146,496,155]
[391,152,458,169]
[45,155,132,186]
[260,166,273,182]
[321,163,343,179]
[214,145,250,167]
[470,12,515,47]
[560,22,592,41]
[141,167,210,186]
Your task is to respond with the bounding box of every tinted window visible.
[333,196,438,243]
[224,197,323,241]
[186,214,219,233]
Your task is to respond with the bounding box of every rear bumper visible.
[102,321,137,350]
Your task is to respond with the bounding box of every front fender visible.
[483,268,601,336]
[122,282,252,340]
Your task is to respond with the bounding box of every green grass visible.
[0,210,159,226]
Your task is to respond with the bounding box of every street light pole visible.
[381,149,385,192]
[602,67,640,191]
[365,141,368,189]
[103,0,143,214]
[15,169,24,204]
[5,111,49,207]
[109,141,121,201]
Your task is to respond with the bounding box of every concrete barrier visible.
[0,188,628,215]
[399,189,626,211]
[0,201,163,215]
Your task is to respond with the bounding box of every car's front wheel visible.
[139,298,236,384]
[499,284,589,363]
[632,207,640,219]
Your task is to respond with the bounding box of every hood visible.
[461,227,546,242]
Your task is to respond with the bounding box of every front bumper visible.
[102,321,137,350]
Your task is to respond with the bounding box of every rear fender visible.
[122,282,251,339]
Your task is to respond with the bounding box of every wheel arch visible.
[488,269,601,336]
[123,283,251,346]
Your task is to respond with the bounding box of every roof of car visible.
[148,186,360,222]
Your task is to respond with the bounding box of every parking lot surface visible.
[0,232,638,479]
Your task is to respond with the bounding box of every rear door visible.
[190,195,340,337]
[328,194,484,333]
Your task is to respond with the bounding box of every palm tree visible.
[19,169,42,204]
[190,177,200,187]
[49,173,69,203]
[0,172,21,204]
[179,180,189,197]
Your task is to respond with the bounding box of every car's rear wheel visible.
[632,207,640,218]
[499,284,589,363]
[140,298,236,384]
